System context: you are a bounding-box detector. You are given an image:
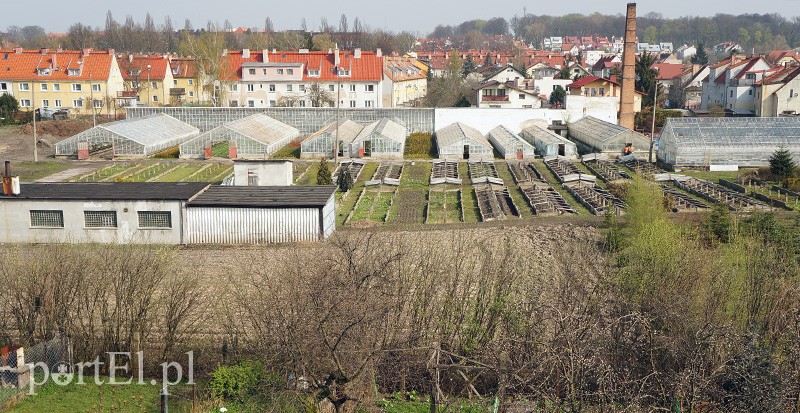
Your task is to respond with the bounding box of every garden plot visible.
[430,160,461,184]
[582,156,631,182]
[468,161,503,184]
[346,187,396,224]
[618,155,662,177]
[392,189,427,224]
[365,162,404,186]
[473,184,519,221]
[565,181,625,215]
[70,163,140,182]
[333,160,366,181]
[509,161,576,215]
[543,156,588,184]
[661,185,709,211]
[674,177,772,211]
[426,188,463,224]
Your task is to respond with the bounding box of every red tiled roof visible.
[567,75,619,88]
[733,58,768,79]
[170,58,197,78]
[118,54,170,80]
[0,48,115,81]
[383,57,425,81]
[757,65,800,85]
[222,50,383,82]
[651,63,684,80]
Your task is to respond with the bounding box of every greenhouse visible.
[301,119,365,159]
[567,116,649,155]
[486,125,536,159]
[55,113,200,157]
[435,122,493,160]
[520,125,577,158]
[179,114,300,159]
[658,117,800,167]
[350,118,408,159]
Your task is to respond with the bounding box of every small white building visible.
[520,125,578,158]
[486,125,535,159]
[435,122,493,160]
[350,118,407,159]
[300,119,365,159]
[232,160,293,186]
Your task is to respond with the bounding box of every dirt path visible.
[36,162,109,182]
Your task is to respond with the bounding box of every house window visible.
[19,82,29,91]
[247,84,254,92]
[84,211,117,228]
[269,100,276,106]
[287,69,294,75]
[248,68,256,75]
[188,79,193,85]
[94,100,103,108]
[519,94,525,99]
[349,100,356,107]
[328,84,335,92]
[53,83,60,91]
[730,90,733,97]
[40,83,48,91]
[19,99,31,107]
[188,91,194,97]
[91,84,101,92]
[72,84,82,92]
[138,211,172,228]
[42,99,49,107]
[151,81,158,89]
[338,68,350,76]
[348,84,356,92]
[153,95,158,103]
[299,84,306,92]
[229,84,238,92]
[365,100,374,107]
[247,100,255,107]
[73,99,83,108]
[68,69,79,76]
[277,69,284,75]
[0,82,7,91]
[229,100,239,107]
[299,100,306,107]
[54,99,61,107]
[749,90,753,96]
[308,69,320,77]
[269,84,275,92]
[286,85,293,92]
[365,85,374,92]
[173,80,178,86]
[30,210,64,228]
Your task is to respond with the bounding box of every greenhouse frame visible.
[567,116,649,155]
[519,125,577,158]
[55,113,200,157]
[301,119,365,159]
[658,117,800,167]
[486,125,536,159]
[350,118,408,159]
[435,122,493,160]
[179,114,300,159]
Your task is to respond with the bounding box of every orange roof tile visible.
[383,57,425,81]
[651,63,684,80]
[170,58,197,78]
[222,50,383,82]
[117,54,170,81]
[0,48,115,81]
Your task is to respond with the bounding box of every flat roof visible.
[1,182,210,201]
[188,185,337,208]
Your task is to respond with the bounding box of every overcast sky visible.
[5,0,800,34]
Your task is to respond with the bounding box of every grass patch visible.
[401,161,432,188]
[427,188,462,223]
[355,162,379,185]
[679,168,757,183]
[211,141,229,158]
[349,190,376,222]
[185,164,233,183]
[153,165,205,182]
[296,162,320,185]
[337,187,363,225]
[271,142,302,159]
[404,133,436,159]
[70,163,137,182]
[118,163,174,182]
[11,161,71,181]
[151,146,179,159]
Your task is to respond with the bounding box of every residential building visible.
[591,55,621,79]
[118,54,174,107]
[223,48,383,108]
[566,76,642,113]
[701,54,773,113]
[676,45,697,61]
[765,50,800,67]
[754,65,800,117]
[169,57,204,105]
[381,56,427,107]
[675,64,710,109]
[651,62,684,102]
[0,47,124,116]
[475,65,541,108]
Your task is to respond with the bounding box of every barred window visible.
[30,210,64,228]
[138,211,172,228]
[84,211,117,228]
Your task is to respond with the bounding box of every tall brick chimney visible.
[619,3,637,130]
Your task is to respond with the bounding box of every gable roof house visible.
[566,76,642,113]
[169,57,204,104]
[0,48,123,116]
[381,56,427,107]
[701,54,773,114]
[223,48,384,108]
[754,65,800,117]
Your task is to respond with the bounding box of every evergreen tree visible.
[769,147,796,180]
[317,158,333,185]
[549,85,566,107]
[0,94,19,125]
[336,168,354,192]
[484,52,492,67]
[635,52,659,107]
[462,55,477,77]
[691,43,709,65]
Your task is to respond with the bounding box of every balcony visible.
[116,91,137,98]
[481,95,509,102]
[170,88,186,96]
[729,78,755,87]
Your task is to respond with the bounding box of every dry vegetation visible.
[1,178,799,412]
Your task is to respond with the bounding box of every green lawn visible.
[211,141,229,158]
[296,162,320,185]
[186,164,233,183]
[403,133,436,159]
[11,161,71,182]
[337,187,363,226]
[427,188,462,224]
[5,379,194,413]
[271,143,301,159]
[153,165,205,182]
[679,168,757,183]
[70,163,138,182]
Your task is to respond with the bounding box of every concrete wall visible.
[0,199,185,244]
[233,161,293,186]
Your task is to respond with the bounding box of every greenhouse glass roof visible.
[436,122,490,147]
[488,125,532,148]
[101,113,199,146]
[662,117,800,147]
[521,125,571,146]
[354,118,407,143]
[222,114,300,144]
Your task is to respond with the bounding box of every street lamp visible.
[146,64,152,106]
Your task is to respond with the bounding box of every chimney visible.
[263,50,269,62]
[14,48,22,54]
[108,48,114,55]
[619,2,637,130]
[242,49,250,59]
[222,49,228,56]
[376,48,382,57]
[334,47,340,66]
[128,54,133,62]
[272,49,276,54]
[299,49,309,54]
[2,161,19,196]
[354,48,361,58]
[40,48,48,55]
[83,48,92,55]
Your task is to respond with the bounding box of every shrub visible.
[317,158,333,185]
[207,360,264,403]
[152,146,180,159]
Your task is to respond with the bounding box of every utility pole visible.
[335,66,340,163]
[89,74,96,127]
[32,79,38,162]
[649,82,657,163]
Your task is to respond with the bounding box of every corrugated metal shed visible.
[520,125,578,157]
[351,118,408,159]
[435,122,493,160]
[55,113,200,157]
[658,117,800,167]
[301,119,365,158]
[4,182,209,200]
[567,116,649,154]
[179,114,300,159]
[486,125,536,159]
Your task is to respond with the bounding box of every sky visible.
[4,0,800,34]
